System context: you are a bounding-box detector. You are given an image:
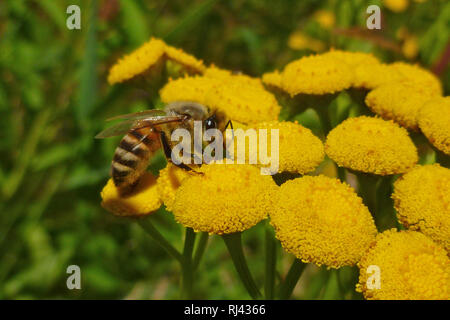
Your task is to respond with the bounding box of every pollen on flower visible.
[269,175,377,269]
[156,163,194,212]
[160,75,281,124]
[237,121,324,174]
[365,82,440,130]
[392,164,450,252]
[172,164,277,235]
[107,38,166,84]
[356,229,450,300]
[325,116,418,175]
[100,172,162,217]
[418,97,450,155]
[281,53,353,96]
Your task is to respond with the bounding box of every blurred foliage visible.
[0,0,448,299]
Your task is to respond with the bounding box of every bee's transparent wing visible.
[95,115,187,139]
[95,120,141,139]
[106,109,167,121]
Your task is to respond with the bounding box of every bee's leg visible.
[160,131,203,174]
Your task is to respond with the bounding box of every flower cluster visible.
[101,37,448,300]
[270,175,377,268]
[160,71,280,124]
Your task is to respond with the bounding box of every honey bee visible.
[96,101,232,193]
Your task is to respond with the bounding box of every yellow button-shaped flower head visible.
[108,38,166,84]
[365,82,439,130]
[262,70,283,90]
[383,0,409,12]
[107,38,205,84]
[172,164,277,235]
[323,50,380,69]
[270,175,377,268]
[322,50,380,88]
[392,164,450,251]
[390,62,442,95]
[353,63,401,90]
[418,97,450,155]
[251,121,324,174]
[325,116,418,175]
[160,76,222,106]
[156,163,194,212]
[204,66,263,88]
[357,229,450,300]
[281,53,353,96]
[101,172,162,217]
[160,75,281,124]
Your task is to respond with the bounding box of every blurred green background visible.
[0,0,448,299]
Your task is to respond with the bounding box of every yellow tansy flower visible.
[270,175,377,268]
[383,0,409,12]
[392,164,450,251]
[390,62,442,95]
[313,10,335,29]
[204,65,263,88]
[160,76,222,105]
[238,121,324,174]
[323,50,380,68]
[365,82,439,130]
[325,116,418,175]
[262,70,283,90]
[357,229,450,300]
[353,63,401,90]
[281,53,353,96]
[156,163,193,212]
[172,164,277,235]
[160,75,281,124]
[164,44,206,74]
[107,37,205,84]
[100,172,161,217]
[108,38,166,84]
[402,34,419,60]
[418,97,450,155]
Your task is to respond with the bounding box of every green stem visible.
[137,218,182,263]
[315,107,332,136]
[435,148,450,168]
[222,232,261,299]
[181,228,196,299]
[264,226,277,299]
[337,166,346,183]
[278,259,307,299]
[357,173,381,228]
[193,232,209,271]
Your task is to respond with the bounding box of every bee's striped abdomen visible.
[111,127,161,190]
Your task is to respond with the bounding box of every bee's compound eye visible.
[205,118,216,130]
